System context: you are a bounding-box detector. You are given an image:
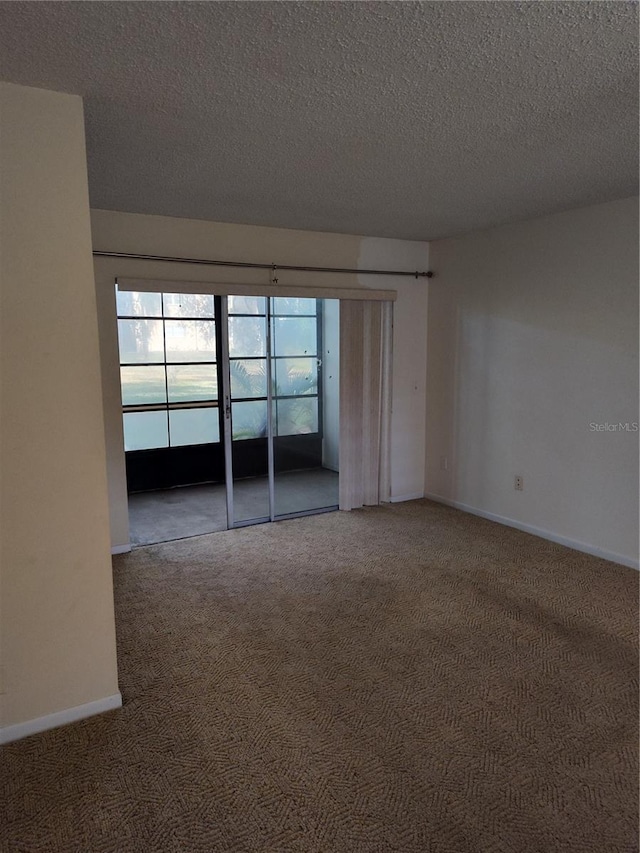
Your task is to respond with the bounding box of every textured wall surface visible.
[426,196,639,566]
[0,2,637,240]
[0,83,119,731]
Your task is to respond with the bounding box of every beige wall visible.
[0,83,120,735]
[321,300,340,472]
[426,197,639,567]
[91,210,429,549]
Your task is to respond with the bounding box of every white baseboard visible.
[111,543,131,555]
[423,493,639,570]
[0,692,123,745]
[390,492,425,504]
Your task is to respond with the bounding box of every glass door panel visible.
[271,298,339,519]
[224,297,271,526]
[222,295,339,528]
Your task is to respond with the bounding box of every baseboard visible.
[390,492,425,504]
[423,493,639,570]
[111,543,131,555]
[0,693,123,745]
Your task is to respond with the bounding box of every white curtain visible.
[339,300,393,510]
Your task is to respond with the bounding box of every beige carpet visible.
[2,500,638,852]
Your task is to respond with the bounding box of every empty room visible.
[0,2,638,851]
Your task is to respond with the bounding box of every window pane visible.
[116,290,162,317]
[169,407,220,446]
[163,293,215,318]
[230,359,267,399]
[272,297,316,316]
[118,319,164,363]
[164,320,216,362]
[228,295,266,315]
[167,365,217,402]
[273,317,316,357]
[276,397,318,436]
[232,400,268,440]
[123,411,168,451]
[274,358,317,396]
[228,316,266,358]
[120,366,167,406]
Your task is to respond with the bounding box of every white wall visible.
[91,210,430,549]
[0,83,120,740]
[426,197,639,567]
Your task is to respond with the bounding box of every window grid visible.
[227,298,320,440]
[117,290,220,451]
[118,293,323,447]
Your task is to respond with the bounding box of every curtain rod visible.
[92,250,433,279]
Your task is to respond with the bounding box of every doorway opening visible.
[116,287,339,545]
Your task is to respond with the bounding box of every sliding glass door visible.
[116,284,339,537]
[270,297,338,518]
[224,295,271,526]
[223,295,339,527]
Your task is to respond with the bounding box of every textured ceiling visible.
[0,1,637,241]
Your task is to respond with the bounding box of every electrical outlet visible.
[440,455,448,471]
[514,475,524,491]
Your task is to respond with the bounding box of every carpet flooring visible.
[1,500,638,852]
